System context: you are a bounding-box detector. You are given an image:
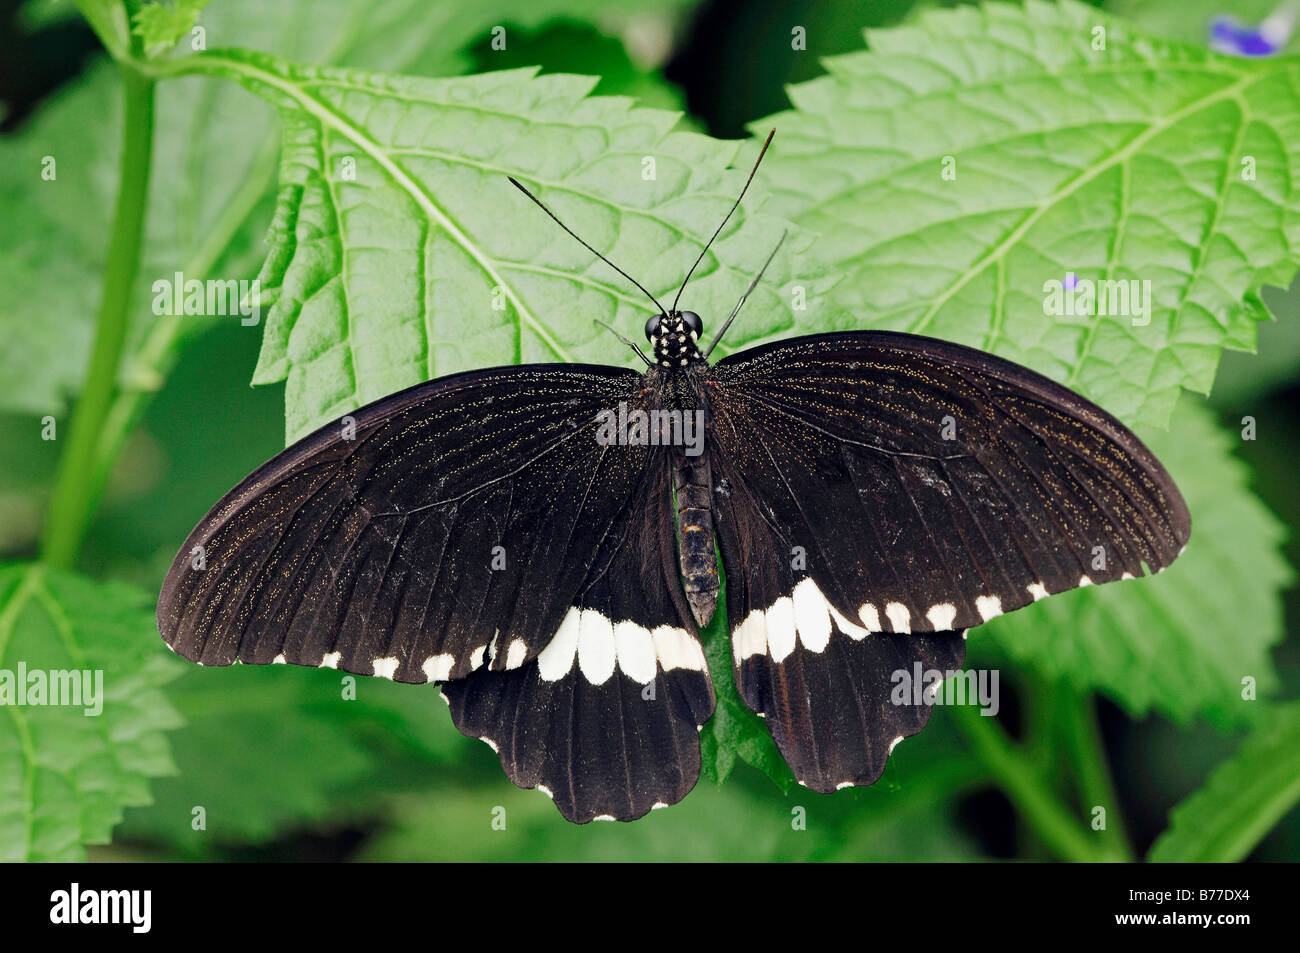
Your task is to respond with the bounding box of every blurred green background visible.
[1,0,1297,861]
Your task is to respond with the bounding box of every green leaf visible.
[0,562,181,861]
[133,0,211,52]
[463,19,690,115]
[119,664,460,848]
[360,779,815,861]
[756,0,1300,429]
[165,50,815,441]
[1211,284,1300,404]
[0,0,684,419]
[980,400,1292,727]
[1149,701,1300,861]
[698,573,795,791]
[359,716,984,860]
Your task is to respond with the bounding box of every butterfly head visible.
[646,311,704,367]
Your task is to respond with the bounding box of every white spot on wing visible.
[652,625,704,672]
[828,603,871,641]
[422,653,454,682]
[1027,582,1048,602]
[577,608,616,685]
[320,651,341,669]
[888,735,905,754]
[858,603,881,631]
[732,609,767,662]
[537,785,554,800]
[885,601,911,633]
[480,736,499,753]
[835,781,855,790]
[1078,575,1094,587]
[538,607,581,682]
[975,595,1003,621]
[593,814,616,822]
[926,603,957,630]
[613,621,656,684]
[504,638,528,670]
[1120,571,1135,580]
[470,645,487,671]
[372,657,400,680]
[792,578,831,652]
[765,596,797,663]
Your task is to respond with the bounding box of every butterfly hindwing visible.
[157,365,654,684]
[708,330,1190,637]
[710,446,966,791]
[443,451,713,822]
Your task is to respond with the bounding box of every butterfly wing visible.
[158,363,713,821]
[710,451,967,791]
[707,330,1189,790]
[159,365,641,680]
[443,450,713,822]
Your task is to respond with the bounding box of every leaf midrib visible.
[907,73,1262,334]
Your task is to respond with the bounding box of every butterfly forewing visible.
[160,365,650,682]
[707,331,1189,637]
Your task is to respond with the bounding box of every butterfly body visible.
[673,445,719,626]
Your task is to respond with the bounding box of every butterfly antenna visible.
[671,128,776,314]
[508,177,669,316]
[705,230,788,358]
[592,317,652,366]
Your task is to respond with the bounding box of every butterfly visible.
[157,131,1190,823]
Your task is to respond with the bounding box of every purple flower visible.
[1209,6,1297,58]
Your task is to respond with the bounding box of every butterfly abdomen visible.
[674,452,718,627]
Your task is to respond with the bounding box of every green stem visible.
[1060,685,1135,861]
[950,704,1123,862]
[82,133,282,514]
[40,65,156,569]
[1016,673,1061,859]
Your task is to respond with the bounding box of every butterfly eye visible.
[680,311,703,336]
[644,313,664,341]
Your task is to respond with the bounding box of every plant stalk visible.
[1060,685,1135,861]
[40,65,156,569]
[951,704,1124,863]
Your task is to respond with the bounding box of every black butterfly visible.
[158,132,1190,823]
